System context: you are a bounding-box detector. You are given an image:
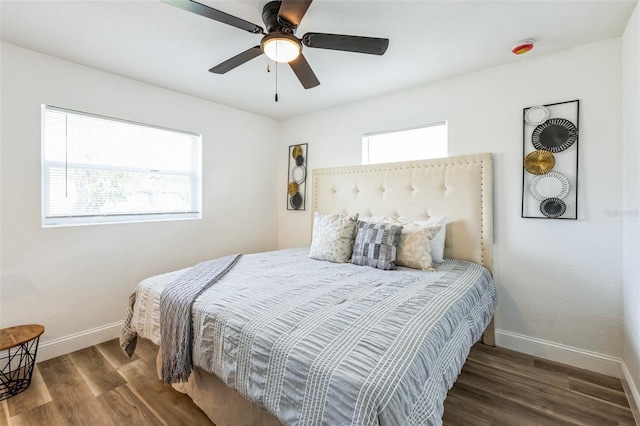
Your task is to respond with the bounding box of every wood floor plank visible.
[534,356,625,392]
[446,379,578,426]
[97,384,163,426]
[95,338,139,369]
[133,337,162,369]
[68,346,126,396]
[38,355,116,426]
[36,355,83,389]
[7,401,66,426]
[459,358,631,425]
[117,358,213,425]
[5,367,52,417]
[441,391,493,426]
[0,399,9,425]
[466,343,570,389]
[568,376,635,411]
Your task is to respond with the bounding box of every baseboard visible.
[36,321,123,362]
[495,329,622,378]
[622,361,640,425]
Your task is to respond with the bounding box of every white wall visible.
[0,42,280,359]
[279,38,624,370]
[623,2,640,411]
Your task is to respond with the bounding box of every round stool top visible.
[0,324,45,351]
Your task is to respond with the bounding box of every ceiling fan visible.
[162,0,389,89]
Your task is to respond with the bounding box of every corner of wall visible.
[622,360,640,424]
[622,1,640,419]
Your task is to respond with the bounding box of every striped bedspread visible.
[127,247,496,426]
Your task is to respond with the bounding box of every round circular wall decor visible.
[540,198,567,218]
[524,150,555,175]
[532,118,577,153]
[288,181,298,196]
[530,171,570,201]
[525,105,549,126]
[292,165,306,184]
[292,145,303,159]
[290,193,302,210]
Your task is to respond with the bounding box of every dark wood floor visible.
[0,338,635,425]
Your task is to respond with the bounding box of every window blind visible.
[42,105,202,227]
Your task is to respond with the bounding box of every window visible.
[362,122,447,165]
[42,105,201,227]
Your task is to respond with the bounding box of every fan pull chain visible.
[275,62,279,102]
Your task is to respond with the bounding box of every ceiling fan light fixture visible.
[262,32,301,63]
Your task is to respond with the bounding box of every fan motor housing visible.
[263,1,295,33]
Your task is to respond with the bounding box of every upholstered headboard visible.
[312,153,493,273]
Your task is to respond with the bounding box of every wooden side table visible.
[0,324,45,400]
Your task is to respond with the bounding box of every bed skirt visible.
[156,349,282,426]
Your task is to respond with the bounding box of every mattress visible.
[128,246,496,426]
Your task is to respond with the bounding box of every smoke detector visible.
[512,40,534,55]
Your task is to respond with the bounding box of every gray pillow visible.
[351,221,403,270]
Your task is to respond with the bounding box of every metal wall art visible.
[522,100,579,219]
[287,143,307,210]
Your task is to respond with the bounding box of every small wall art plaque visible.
[522,100,579,219]
[287,143,307,211]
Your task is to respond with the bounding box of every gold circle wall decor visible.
[292,145,303,159]
[524,150,556,175]
[288,181,298,196]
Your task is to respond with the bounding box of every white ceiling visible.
[1,0,637,120]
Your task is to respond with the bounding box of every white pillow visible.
[395,223,442,270]
[309,212,359,263]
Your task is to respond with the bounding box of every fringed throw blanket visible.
[159,253,241,383]
[120,253,241,383]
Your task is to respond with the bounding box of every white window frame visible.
[362,121,448,165]
[41,105,202,227]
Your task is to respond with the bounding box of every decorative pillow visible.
[399,216,447,263]
[309,212,359,263]
[363,215,446,267]
[420,216,446,263]
[351,221,403,270]
[395,223,442,270]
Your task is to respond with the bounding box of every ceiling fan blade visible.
[277,0,313,28]
[302,32,389,55]
[209,46,263,74]
[289,53,320,89]
[162,0,264,34]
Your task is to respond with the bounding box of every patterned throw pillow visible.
[309,212,359,263]
[351,221,403,270]
[396,223,442,270]
[399,216,447,263]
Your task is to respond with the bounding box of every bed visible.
[121,153,496,426]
